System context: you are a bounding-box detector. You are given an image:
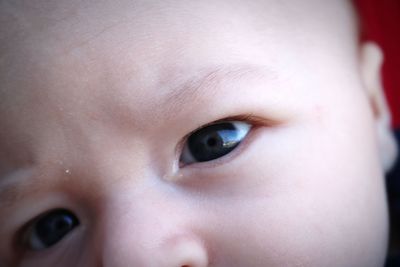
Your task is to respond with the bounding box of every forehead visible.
[0,0,357,68]
[0,0,357,100]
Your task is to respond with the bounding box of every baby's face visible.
[0,0,391,266]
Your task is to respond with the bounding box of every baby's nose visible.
[99,190,209,267]
[101,224,209,267]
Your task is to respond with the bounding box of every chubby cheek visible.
[200,122,387,267]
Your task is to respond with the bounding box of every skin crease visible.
[0,0,397,266]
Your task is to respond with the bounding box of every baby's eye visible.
[180,121,251,165]
[23,209,80,251]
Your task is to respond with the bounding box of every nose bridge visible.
[100,187,209,267]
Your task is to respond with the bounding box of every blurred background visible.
[353,0,400,266]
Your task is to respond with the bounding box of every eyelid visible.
[179,114,273,142]
[196,114,275,129]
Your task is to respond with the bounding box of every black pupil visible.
[188,122,242,162]
[207,137,217,147]
[34,209,79,248]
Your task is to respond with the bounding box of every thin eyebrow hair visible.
[0,63,275,209]
[160,64,273,119]
[0,167,39,209]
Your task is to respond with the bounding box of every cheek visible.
[202,121,387,266]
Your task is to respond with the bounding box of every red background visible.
[354,0,400,128]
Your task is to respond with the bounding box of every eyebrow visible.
[159,64,273,118]
[0,63,275,209]
[0,167,39,209]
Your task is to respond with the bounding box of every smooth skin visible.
[0,0,397,266]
